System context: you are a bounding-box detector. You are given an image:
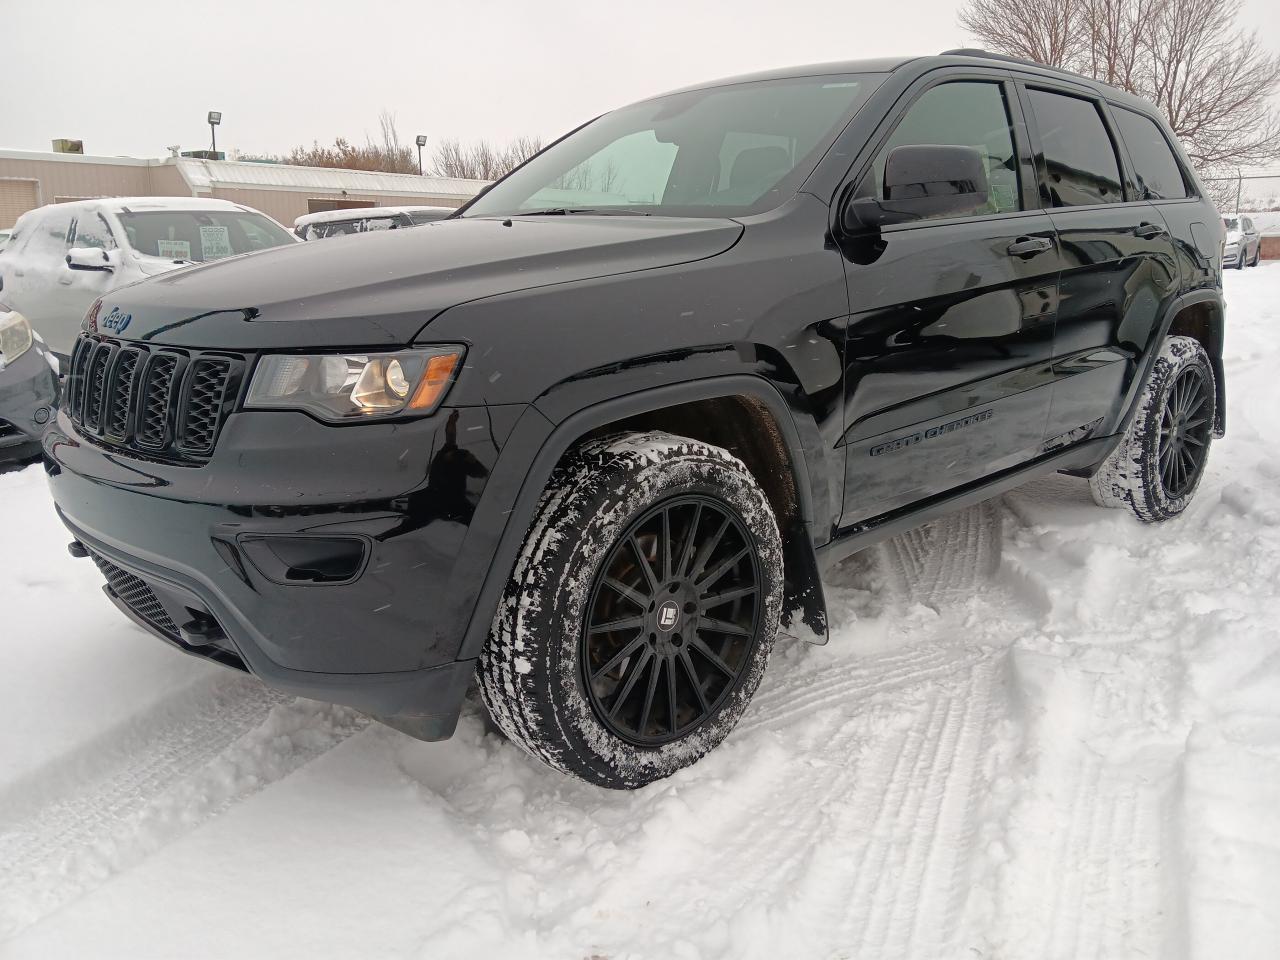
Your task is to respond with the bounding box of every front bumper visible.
[0,336,58,458]
[43,401,518,738]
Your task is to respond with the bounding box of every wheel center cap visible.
[656,600,681,633]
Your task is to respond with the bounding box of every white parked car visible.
[1222,215,1261,269]
[0,197,298,358]
[293,205,454,240]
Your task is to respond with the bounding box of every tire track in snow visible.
[990,664,1187,960]
[819,657,999,959]
[980,484,1191,960]
[0,672,368,939]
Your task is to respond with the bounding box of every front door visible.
[836,75,1061,527]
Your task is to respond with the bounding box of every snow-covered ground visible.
[2,265,1279,959]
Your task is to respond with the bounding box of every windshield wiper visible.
[512,207,654,217]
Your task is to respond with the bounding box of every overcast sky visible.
[5,0,1277,164]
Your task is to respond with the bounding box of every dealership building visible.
[0,148,489,229]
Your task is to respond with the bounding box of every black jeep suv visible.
[45,51,1226,788]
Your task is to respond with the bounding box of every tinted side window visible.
[871,80,1021,218]
[1113,109,1188,200]
[1027,89,1123,206]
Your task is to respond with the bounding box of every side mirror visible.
[843,144,990,232]
[66,247,113,272]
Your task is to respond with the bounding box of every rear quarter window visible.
[1113,108,1189,200]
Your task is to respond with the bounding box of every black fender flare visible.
[451,374,830,663]
[1119,287,1226,442]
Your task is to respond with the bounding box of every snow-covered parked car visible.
[293,205,454,241]
[0,198,297,359]
[1222,215,1261,269]
[0,308,58,464]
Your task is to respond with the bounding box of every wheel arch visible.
[453,375,831,663]
[1164,290,1226,438]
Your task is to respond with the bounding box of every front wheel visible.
[1089,335,1215,522]
[479,431,783,789]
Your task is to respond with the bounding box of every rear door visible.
[1017,82,1179,444]
[836,71,1062,526]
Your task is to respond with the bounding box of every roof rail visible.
[939,48,1087,81]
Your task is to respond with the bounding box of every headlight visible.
[0,311,33,365]
[245,346,465,421]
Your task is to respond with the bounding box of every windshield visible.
[463,74,881,219]
[1223,218,1239,231]
[118,209,294,262]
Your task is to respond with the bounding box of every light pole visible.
[416,134,427,176]
[208,111,222,157]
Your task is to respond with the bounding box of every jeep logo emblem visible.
[101,306,132,334]
[657,601,680,632]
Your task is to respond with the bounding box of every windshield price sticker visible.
[199,224,233,259]
[157,239,191,260]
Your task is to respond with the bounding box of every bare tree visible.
[247,111,418,174]
[431,137,543,180]
[957,0,1081,69]
[957,0,1280,174]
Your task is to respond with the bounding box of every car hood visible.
[93,216,743,351]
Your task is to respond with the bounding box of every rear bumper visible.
[43,400,521,737]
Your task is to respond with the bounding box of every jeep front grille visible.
[66,335,245,463]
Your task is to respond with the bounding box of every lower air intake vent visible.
[89,550,180,637]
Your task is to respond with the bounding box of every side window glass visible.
[869,81,1021,219]
[1027,89,1123,206]
[1113,109,1188,201]
[72,212,117,250]
[26,213,74,262]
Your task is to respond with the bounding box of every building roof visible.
[173,158,488,199]
[0,149,490,201]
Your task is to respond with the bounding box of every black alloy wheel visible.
[1158,365,1212,498]
[582,495,761,746]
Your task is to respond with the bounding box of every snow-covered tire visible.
[1089,335,1215,522]
[478,431,784,789]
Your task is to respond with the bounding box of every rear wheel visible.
[479,431,783,788]
[1089,335,1215,522]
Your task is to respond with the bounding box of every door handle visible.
[1006,236,1054,258]
[1134,222,1168,239]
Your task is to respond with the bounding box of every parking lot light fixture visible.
[208,111,222,156]
[416,134,427,176]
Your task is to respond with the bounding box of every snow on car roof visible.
[293,206,455,228]
[50,196,259,214]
